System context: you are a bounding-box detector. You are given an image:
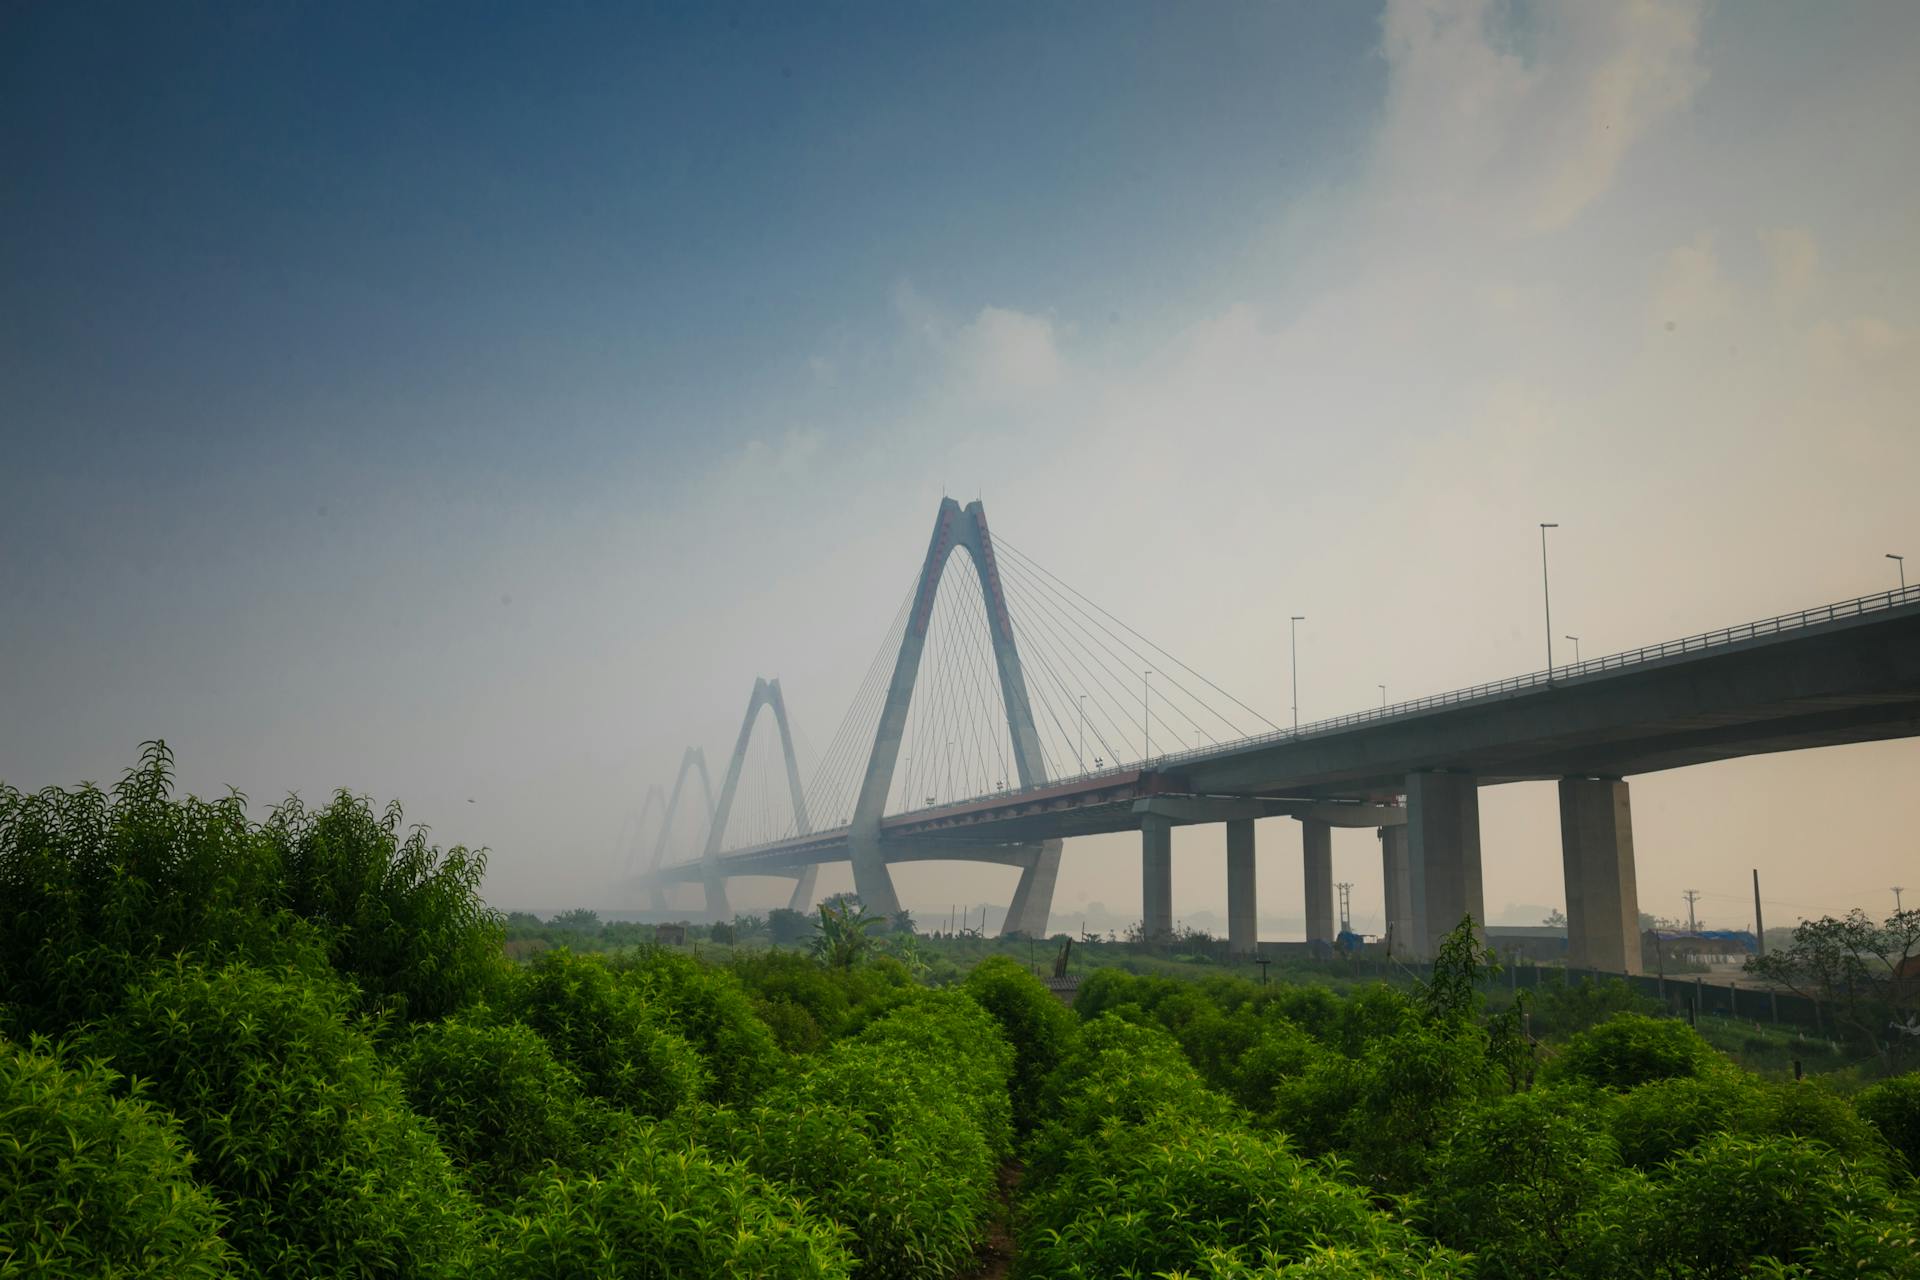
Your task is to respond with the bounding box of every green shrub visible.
[1609,1071,1890,1171]
[395,1014,592,1203]
[1542,1013,1723,1091]
[486,1126,854,1279]
[1608,1073,1756,1167]
[1424,1087,1621,1279]
[689,1041,996,1279]
[1016,1115,1463,1280]
[614,946,783,1104]
[1854,1072,1920,1173]
[498,949,706,1118]
[729,948,850,1050]
[266,789,504,1021]
[83,959,480,1278]
[1592,1132,1916,1279]
[1230,1017,1329,1114]
[0,741,299,1038]
[0,1035,232,1278]
[1321,1020,1500,1192]
[962,954,1078,1134]
[855,988,1014,1156]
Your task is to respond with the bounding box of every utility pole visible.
[1753,870,1766,956]
[1289,616,1306,732]
[1683,889,1701,934]
[1336,882,1353,936]
[1142,669,1153,760]
[1896,886,1907,913]
[1540,523,1559,677]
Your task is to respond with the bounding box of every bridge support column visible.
[848,832,903,919]
[1380,825,1415,957]
[1301,819,1334,946]
[1406,771,1484,958]
[1141,815,1173,942]
[1226,819,1256,954]
[786,865,819,915]
[1558,777,1642,974]
[1002,839,1061,937]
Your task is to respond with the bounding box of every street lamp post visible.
[1077,695,1087,773]
[1890,553,1907,593]
[1142,670,1154,760]
[1540,523,1559,676]
[1289,616,1305,733]
[1565,634,1582,665]
[1378,683,1386,708]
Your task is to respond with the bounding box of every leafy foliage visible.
[1424,1087,1621,1279]
[1747,907,1920,1063]
[1853,1071,1920,1173]
[685,996,1011,1279]
[82,959,480,1279]
[613,946,784,1104]
[0,741,298,1037]
[0,1035,233,1279]
[811,896,883,969]
[486,1127,855,1279]
[1540,1013,1723,1091]
[962,954,1079,1135]
[496,949,707,1118]
[266,789,504,1022]
[395,1014,593,1203]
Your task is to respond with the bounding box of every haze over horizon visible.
[5,1,1916,938]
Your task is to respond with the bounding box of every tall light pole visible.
[1890,553,1907,593]
[1289,615,1305,733]
[1540,523,1559,676]
[1077,695,1087,772]
[1565,634,1582,664]
[1896,886,1907,913]
[1142,670,1154,760]
[1378,683,1387,708]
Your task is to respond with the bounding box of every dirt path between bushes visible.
[963,1161,1022,1279]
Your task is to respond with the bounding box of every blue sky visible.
[4,2,1918,927]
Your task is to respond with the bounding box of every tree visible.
[1746,908,1920,1064]
[767,906,810,945]
[811,897,881,970]
[548,907,601,931]
[1543,907,1568,928]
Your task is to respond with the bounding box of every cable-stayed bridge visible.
[630,499,1920,968]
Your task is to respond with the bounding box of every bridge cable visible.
[997,537,1280,734]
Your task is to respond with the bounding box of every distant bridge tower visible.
[847,498,1060,935]
[647,747,715,912]
[699,676,813,920]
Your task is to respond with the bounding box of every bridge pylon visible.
[848,498,1060,935]
[699,676,813,921]
[648,747,715,913]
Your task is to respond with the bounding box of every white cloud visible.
[891,277,1065,404]
[1374,0,1708,232]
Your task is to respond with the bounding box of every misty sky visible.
[4,1,1917,936]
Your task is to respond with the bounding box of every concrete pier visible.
[1406,771,1484,957]
[1380,824,1415,957]
[1226,818,1256,954]
[1302,819,1334,944]
[1558,777,1642,974]
[1142,814,1174,941]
